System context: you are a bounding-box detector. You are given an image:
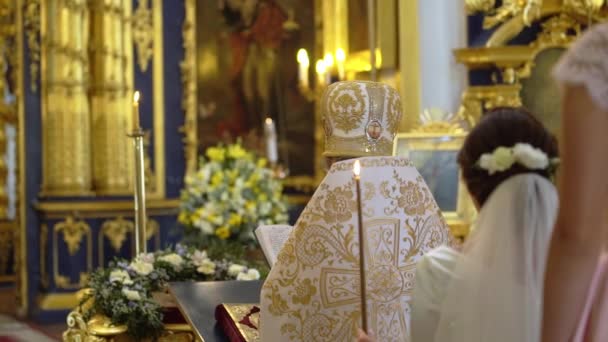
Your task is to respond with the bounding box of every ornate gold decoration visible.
[132,0,153,72]
[40,224,49,288]
[53,216,92,289]
[90,0,133,195]
[55,216,90,256]
[100,216,133,253]
[24,0,40,92]
[180,0,197,176]
[41,0,93,196]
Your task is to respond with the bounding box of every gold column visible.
[90,0,132,195]
[42,0,92,196]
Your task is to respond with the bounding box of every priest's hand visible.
[356,329,376,342]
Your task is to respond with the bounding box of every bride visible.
[410,107,560,342]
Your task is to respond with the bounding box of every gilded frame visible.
[393,132,475,238]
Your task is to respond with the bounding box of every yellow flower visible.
[210,172,224,187]
[178,211,190,224]
[228,213,243,226]
[258,193,268,202]
[206,147,225,162]
[257,158,268,168]
[227,144,248,159]
[215,226,231,240]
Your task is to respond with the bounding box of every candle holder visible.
[297,83,327,102]
[128,128,147,256]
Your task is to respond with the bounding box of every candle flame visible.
[324,53,334,68]
[133,91,140,104]
[353,160,361,177]
[265,117,273,125]
[297,49,309,67]
[315,59,326,74]
[336,48,346,62]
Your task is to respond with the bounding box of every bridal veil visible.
[433,173,558,342]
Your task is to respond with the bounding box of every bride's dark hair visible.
[458,107,558,207]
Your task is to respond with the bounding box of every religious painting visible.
[520,47,565,137]
[195,0,317,181]
[393,133,475,225]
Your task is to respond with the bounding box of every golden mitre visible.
[322,81,402,158]
[260,157,454,341]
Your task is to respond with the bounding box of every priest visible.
[259,81,454,341]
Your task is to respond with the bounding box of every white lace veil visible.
[433,173,558,342]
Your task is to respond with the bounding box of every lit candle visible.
[264,117,278,164]
[133,91,141,131]
[353,160,368,333]
[296,49,310,89]
[315,59,327,87]
[336,48,346,80]
[324,52,334,74]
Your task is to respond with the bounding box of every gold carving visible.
[100,216,133,253]
[41,0,93,196]
[24,0,40,92]
[132,0,153,72]
[53,216,92,289]
[180,0,197,176]
[55,216,90,256]
[90,0,133,195]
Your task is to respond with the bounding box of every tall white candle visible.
[315,59,326,87]
[296,49,310,89]
[264,118,278,164]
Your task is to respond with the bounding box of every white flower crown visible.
[477,143,560,175]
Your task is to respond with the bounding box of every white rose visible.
[122,288,142,301]
[196,259,216,275]
[137,253,155,264]
[195,219,214,235]
[158,253,184,269]
[109,270,133,285]
[236,269,260,281]
[130,260,154,276]
[513,143,549,170]
[228,264,247,277]
[190,250,208,266]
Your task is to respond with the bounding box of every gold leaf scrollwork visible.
[101,217,134,253]
[132,0,153,72]
[53,216,93,289]
[180,0,197,175]
[56,216,90,256]
[24,0,40,92]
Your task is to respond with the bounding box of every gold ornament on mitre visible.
[260,157,455,341]
[322,81,402,158]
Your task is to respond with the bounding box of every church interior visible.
[0,0,605,341]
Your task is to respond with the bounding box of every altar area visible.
[0,0,605,341]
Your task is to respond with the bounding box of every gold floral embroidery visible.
[291,279,317,305]
[327,83,366,132]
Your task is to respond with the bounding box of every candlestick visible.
[336,48,346,81]
[264,117,279,164]
[133,91,141,131]
[296,49,310,89]
[353,160,368,332]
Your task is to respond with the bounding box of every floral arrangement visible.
[178,141,288,253]
[477,143,560,175]
[82,245,260,340]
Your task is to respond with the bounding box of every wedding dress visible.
[552,22,608,342]
[413,174,558,342]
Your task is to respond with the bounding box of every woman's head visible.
[458,107,558,208]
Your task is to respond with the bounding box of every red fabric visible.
[0,337,18,342]
[215,305,260,342]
